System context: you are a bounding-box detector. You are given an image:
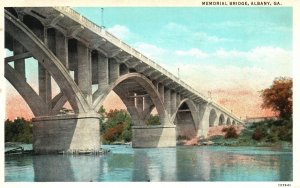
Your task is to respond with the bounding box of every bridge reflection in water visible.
[7,146,289,182]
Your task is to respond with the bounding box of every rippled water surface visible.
[5,145,292,182]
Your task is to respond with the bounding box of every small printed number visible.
[278,184,291,187]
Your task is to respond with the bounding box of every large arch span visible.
[5,10,90,114]
[92,73,168,125]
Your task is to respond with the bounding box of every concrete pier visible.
[132,125,176,147]
[32,113,100,154]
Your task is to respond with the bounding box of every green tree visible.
[98,105,106,133]
[261,77,292,119]
[100,109,133,143]
[5,117,33,143]
[146,114,160,125]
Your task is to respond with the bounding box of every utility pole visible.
[101,8,105,29]
[177,67,180,79]
[208,91,212,100]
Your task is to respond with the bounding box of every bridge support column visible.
[158,83,164,102]
[98,55,109,91]
[55,30,68,68]
[197,104,210,138]
[77,41,92,105]
[38,27,52,106]
[164,87,171,117]
[109,58,119,83]
[171,91,177,114]
[176,93,181,107]
[38,63,52,105]
[136,94,143,114]
[32,113,100,154]
[13,40,26,78]
[132,125,176,148]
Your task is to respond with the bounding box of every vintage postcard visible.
[1,0,298,187]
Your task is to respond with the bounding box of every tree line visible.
[5,117,33,143]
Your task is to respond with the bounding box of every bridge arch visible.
[93,73,168,125]
[172,99,198,139]
[209,109,217,127]
[226,117,231,125]
[218,114,225,126]
[5,10,91,114]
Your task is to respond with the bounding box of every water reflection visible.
[132,148,177,181]
[175,147,213,181]
[99,152,134,181]
[5,145,292,182]
[33,155,75,181]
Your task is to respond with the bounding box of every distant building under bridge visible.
[244,116,278,126]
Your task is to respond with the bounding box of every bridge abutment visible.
[32,113,100,154]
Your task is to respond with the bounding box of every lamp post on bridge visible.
[100,8,105,29]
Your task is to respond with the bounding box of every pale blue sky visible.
[73,7,292,91]
[74,7,292,51]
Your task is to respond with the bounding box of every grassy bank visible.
[205,118,292,147]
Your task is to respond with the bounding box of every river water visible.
[5,144,292,182]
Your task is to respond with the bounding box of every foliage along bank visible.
[5,118,33,143]
[98,106,160,144]
[207,118,292,147]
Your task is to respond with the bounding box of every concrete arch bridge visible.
[4,7,243,154]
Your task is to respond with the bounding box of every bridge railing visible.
[54,7,243,123]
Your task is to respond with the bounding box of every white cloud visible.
[163,22,231,44]
[175,48,208,58]
[214,48,247,58]
[107,24,131,40]
[246,46,291,63]
[164,22,188,33]
[175,46,291,70]
[167,63,272,94]
[193,32,229,43]
[214,46,291,60]
[134,42,166,60]
[164,46,292,95]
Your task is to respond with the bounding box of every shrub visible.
[266,127,279,142]
[102,123,124,143]
[278,125,292,142]
[252,128,265,141]
[122,129,132,142]
[177,135,189,140]
[221,127,227,132]
[223,126,238,139]
[5,118,33,143]
[146,114,160,125]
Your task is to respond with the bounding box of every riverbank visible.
[181,119,293,148]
